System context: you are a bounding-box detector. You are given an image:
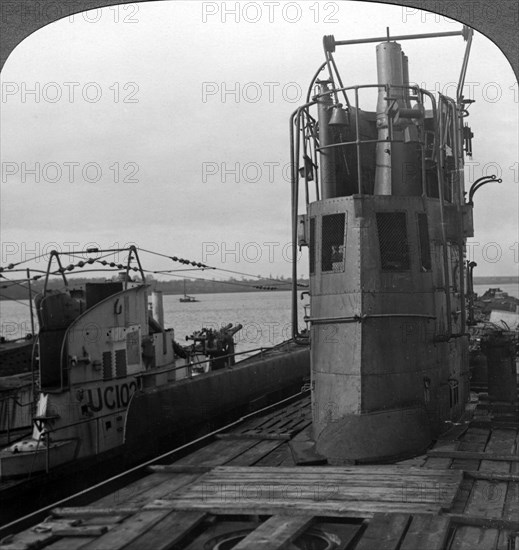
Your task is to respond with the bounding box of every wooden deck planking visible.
[92,473,173,508]
[0,527,63,550]
[450,478,475,514]
[143,465,462,518]
[354,513,410,550]
[449,427,490,470]
[399,514,451,550]
[254,442,292,466]
[512,429,519,475]
[236,397,310,433]
[203,464,464,477]
[479,429,517,473]
[450,525,500,550]
[438,423,470,442]
[121,473,203,506]
[224,440,287,466]
[45,538,90,550]
[78,510,177,550]
[122,511,206,550]
[496,531,516,550]
[231,515,313,550]
[236,412,311,439]
[427,451,519,462]
[250,411,305,433]
[146,498,445,517]
[461,428,513,521]
[171,437,261,467]
[424,441,458,469]
[463,480,507,519]
[502,482,519,522]
[278,451,296,466]
[3,392,519,550]
[44,512,206,550]
[396,456,427,467]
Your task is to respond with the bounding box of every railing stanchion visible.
[355,87,362,194]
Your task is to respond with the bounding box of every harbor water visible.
[1,286,517,342]
[0,290,308,349]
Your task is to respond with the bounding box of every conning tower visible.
[291,27,489,463]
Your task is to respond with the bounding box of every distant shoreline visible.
[473,276,519,285]
[0,276,517,301]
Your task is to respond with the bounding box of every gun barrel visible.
[228,324,243,336]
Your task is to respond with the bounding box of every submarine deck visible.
[1,392,518,550]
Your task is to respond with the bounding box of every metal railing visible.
[293,82,443,203]
[290,79,472,343]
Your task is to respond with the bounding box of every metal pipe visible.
[435,94,453,339]
[401,52,410,105]
[45,431,50,474]
[457,27,473,104]
[317,137,400,151]
[419,89,427,197]
[290,109,301,344]
[374,40,405,195]
[467,261,477,325]
[295,111,308,205]
[307,313,436,324]
[6,395,11,444]
[324,51,338,105]
[443,95,467,335]
[26,269,35,337]
[30,334,39,417]
[26,268,37,419]
[333,29,464,47]
[316,81,336,199]
[289,103,315,344]
[468,175,501,204]
[291,108,310,345]
[328,51,351,108]
[306,62,327,103]
[312,117,320,201]
[459,240,466,334]
[446,97,461,203]
[301,113,309,205]
[355,88,362,194]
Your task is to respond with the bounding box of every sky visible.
[0,0,518,283]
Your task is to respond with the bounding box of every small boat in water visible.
[179,279,199,302]
[0,246,309,491]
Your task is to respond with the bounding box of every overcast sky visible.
[0,1,517,283]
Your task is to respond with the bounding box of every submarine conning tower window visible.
[322,213,345,273]
[376,212,410,271]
